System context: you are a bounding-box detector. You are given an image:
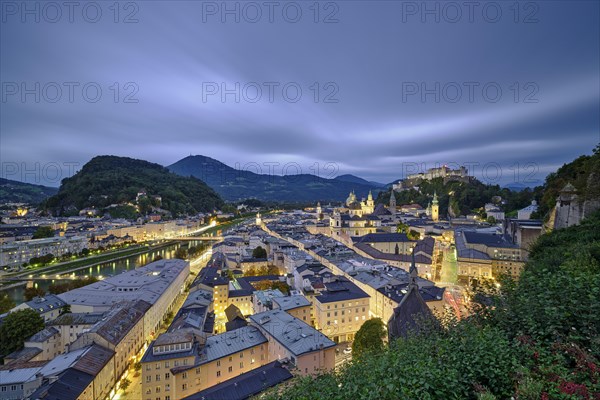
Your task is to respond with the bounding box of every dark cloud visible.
[1,1,598,187]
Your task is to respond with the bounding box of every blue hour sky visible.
[1,0,599,187]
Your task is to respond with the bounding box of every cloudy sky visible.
[1,0,599,187]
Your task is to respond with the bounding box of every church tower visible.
[256,212,262,226]
[431,192,439,222]
[365,190,375,214]
[316,202,323,221]
[389,191,397,222]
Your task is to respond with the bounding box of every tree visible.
[174,248,188,260]
[0,309,45,357]
[407,229,420,240]
[487,215,497,224]
[59,304,71,315]
[396,222,410,234]
[352,318,386,358]
[24,286,45,301]
[0,293,15,313]
[120,378,131,392]
[32,226,54,239]
[252,246,267,259]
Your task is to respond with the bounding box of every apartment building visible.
[141,326,269,400]
[313,277,370,343]
[249,310,336,375]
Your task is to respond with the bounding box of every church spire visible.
[409,248,418,290]
[432,191,439,205]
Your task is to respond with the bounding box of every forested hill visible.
[42,156,223,217]
[0,178,58,204]
[376,176,537,217]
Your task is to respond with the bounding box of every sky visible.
[1,0,599,187]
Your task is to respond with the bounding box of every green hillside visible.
[535,144,600,219]
[377,177,536,217]
[43,156,223,217]
[0,178,58,205]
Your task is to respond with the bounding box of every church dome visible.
[348,201,362,210]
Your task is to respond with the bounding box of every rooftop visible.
[271,295,311,311]
[182,361,293,400]
[200,326,267,364]
[249,310,335,357]
[58,259,189,309]
[463,231,517,248]
[24,294,67,314]
[352,232,412,244]
[315,277,370,304]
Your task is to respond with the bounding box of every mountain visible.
[502,181,542,192]
[334,174,385,188]
[168,155,379,202]
[0,178,58,204]
[43,156,223,217]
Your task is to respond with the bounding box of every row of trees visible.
[252,280,290,295]
[25,248,91,268]
[244,265,280,277]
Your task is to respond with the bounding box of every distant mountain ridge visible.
[0,178,58,204]
[43,156,223,216]
[168,155,380,202]
[334,174,386,188]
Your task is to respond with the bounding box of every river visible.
[2,240,212,305]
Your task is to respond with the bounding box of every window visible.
[164,361,170,368]
[240,353,243,358]
[182,372,187,379]
[228,356,232,362]
[228,366,232,372]
[165,397,170,400]
[146,365,151,371]
[156,374,160,381]
[146,376,152,383]
[240,362,244,368]
[165,372,170,379]
[217,371,221,377]
[165,384,170,392]
[216,360,220,367]
[155,386,161,393]
[156,363,160,370]
[196,367,200,374]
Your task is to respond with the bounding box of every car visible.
[343,347,352,354]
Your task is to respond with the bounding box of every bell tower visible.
[431,192,439,222]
